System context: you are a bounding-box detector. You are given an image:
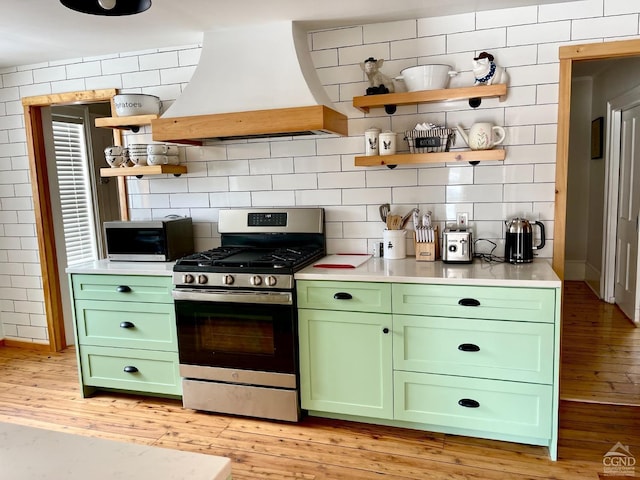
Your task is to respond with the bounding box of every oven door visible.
[173,289,296,375]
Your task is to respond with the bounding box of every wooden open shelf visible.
[95,114,158,131]
[354,149,505,167]
[353,84,507,113]
[100,164,187,177]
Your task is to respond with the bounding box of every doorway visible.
[23,89,121,351]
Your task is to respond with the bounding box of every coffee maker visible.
[504,218,545,264]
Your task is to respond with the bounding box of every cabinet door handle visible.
[333,292,353,300]
[116,285,132,293]
[119,321,135,329]
[458,298,480,307]
[382,327,390,334]
[123,366,138,373]
[458,343,480,352]
[458,398,480,408]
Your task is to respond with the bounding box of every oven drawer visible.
[394,371,552,439]
[74,300,177,352]
[297,281,391,313]
[71,274,173,304]
[392,284,556,322]
[393,315,554,384]
[78,345,181,396]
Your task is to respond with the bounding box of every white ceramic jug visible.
[456,123,506,150]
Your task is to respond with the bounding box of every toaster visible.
[442,227,473,263]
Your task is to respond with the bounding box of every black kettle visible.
[504,218,545,264]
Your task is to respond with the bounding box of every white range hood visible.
[152,22,348,142]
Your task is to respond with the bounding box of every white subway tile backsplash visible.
[535,124,558,143]
[475,164,535,184]
[252,190,296,206]
[508,21,572,46]
[187,176,229,192]
[365,20,417,43]
[295,189,342,205]
[209,191,252,207]
[393,185,446,204]
[540,0,603,21]
[534,163,556,182]
[273,173,317,190]
[504,182,555,202]
[102,56,139,75]
[605,0,638,15]
[366,168,417,187]
[270,139,316,158]
[311,49,338,68]
[313,27,363,50]
[139,51,179,70]
[33,66,66,83]
[418,166,475,185]
[229,175,272,192]
[572,15,639,40]
[226,142,270,160]
[169,192,209,208]
[478,6,538,29]
[507,63,560,86]
[537,83,560,104]
[249,157,294,175]
[447,184,503,203]
[318,171,365,189]
[418,13,476,36]
[326,205,367,222]
[339,44,391,67]
[294,155,342,173]
[391,36,447,59]
[506,144,558,164]
[343,187,391,205]
[505,104,558,126]
[122,70,161,88]
[447,28,507,54]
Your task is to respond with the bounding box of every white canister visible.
[383,229,407,259]
[364,127,381,156]
[379,131,397,156]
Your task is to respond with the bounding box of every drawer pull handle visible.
[382,327,390,334]
[116,285,132,293]
[123,366,138,373]
[120,321,135,329]
[458,398,480,408]
[458,343,480,352]
[333,292,353,300]
[458,298,480,307]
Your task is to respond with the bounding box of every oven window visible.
[175,300,296,373]
[199,314,275,356]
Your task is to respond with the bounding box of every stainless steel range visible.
[172,208,325,421]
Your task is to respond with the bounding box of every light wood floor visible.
[0,281,638,479]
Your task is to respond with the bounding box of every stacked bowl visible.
[104,145,128,167]
[127,144,149,166]
[147,144,179,165]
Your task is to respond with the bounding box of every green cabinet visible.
[70,273,181,397]
[297,281,393,418]
[297,278,560,460]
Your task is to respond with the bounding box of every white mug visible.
[364,127,381,156]
[379,131,397,156]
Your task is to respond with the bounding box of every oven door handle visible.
[172,289,293,305]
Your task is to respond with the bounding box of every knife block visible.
[413,226,440,262]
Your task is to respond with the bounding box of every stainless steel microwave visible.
[104,217,194,262]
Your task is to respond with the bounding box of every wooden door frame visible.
[553,39,640,279]
[22,89,118,352]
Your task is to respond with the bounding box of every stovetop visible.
[174,245,324,273]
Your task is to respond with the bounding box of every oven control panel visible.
[174,272,293,290]
[248,212,287,227]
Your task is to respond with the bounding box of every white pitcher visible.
[456,123,506,150]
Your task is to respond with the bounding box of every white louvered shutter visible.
[52,120,98,265]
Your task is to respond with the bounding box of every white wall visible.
[1,0,640,343]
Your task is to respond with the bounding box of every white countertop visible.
[66,259,175,276]
[0,422,232,480]
[295,257,561,288]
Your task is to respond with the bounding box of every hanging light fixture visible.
[60,0,151,16]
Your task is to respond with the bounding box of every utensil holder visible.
[414,226,439,262]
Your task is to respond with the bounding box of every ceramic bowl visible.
[104,145,124,156]
[147,144,178,155]
[113,94,161,117]
[147,154,169,166]
[396,65,457,92]
[129,155,148,166]
[167,155,180,165]
[105,155,125,168]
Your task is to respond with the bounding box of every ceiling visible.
[0,0,580,70]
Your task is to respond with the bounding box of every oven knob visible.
[197,274,208,285]
[265,275,277,287]
[182,274,194,284]
[222,274,234,285]
[250,275,263,286]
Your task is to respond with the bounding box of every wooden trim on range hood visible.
[151,105,348,143]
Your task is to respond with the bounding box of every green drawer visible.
[297,280,391,313]
[71,274,173,304]
[79,345,181,396]
[394,371,552,439]
[75,300,177,352]
[393,315,554,384]
[392,284,556,323]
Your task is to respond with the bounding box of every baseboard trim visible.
[1,339,51,351]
